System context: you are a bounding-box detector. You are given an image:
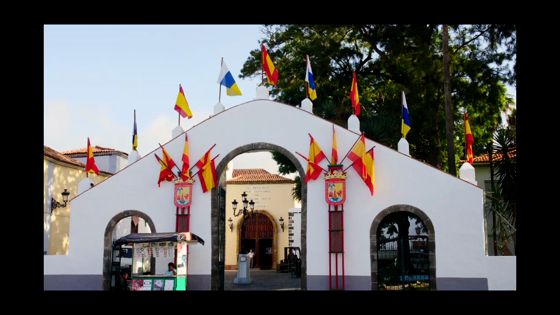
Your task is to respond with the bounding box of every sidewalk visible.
[224,269,302,291]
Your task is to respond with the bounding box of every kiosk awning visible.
[114,232,205,246]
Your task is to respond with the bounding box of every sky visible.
[44,24,285,175]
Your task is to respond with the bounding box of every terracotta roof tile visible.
[62,146,128,158]
[461,148,516,164]
[44,145,85,168]
[44,145,114,175]
[227,168,294,184]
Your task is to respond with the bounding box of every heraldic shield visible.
[174,181,193,208]
[325,166,346,206]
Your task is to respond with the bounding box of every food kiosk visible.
[111,232,204,291]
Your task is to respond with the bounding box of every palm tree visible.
[487,127,516,255]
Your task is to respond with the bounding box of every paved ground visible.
[224,269,302,290]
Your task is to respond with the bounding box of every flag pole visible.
[340,133,363,165]
[295,151,327,173]
[190,154,220,179]
[159,143,183,175]
[155,153,179,179]
[343,146,375,172]
[188,143,217,174]
[308,133,331,165]
[305,56,309,99]
[261,44,265,86]
[219,57,223,103]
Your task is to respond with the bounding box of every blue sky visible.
[44,25,284,173]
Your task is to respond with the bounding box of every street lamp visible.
[51,189,70,214]
[228,217,234,231]
[232,191,255,217]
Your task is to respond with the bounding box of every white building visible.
[63,146,128,174]
[44,95,515,290]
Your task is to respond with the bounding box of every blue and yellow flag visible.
[401,91,411,138]
[132,109,138,151]
[305,55,317,100]
[217,60,242,96]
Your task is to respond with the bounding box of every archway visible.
[370,205,436,290]
[211,142,307,290]
[102,210,156,290]
[239,211,277,270]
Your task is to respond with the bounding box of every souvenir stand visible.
[112,232,204,291]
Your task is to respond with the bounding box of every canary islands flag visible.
[401,91,411,139]
[217,60,242,96]
[305,55,317,100]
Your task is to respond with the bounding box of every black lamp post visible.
[51,189,70,214]
[232,191,255,217]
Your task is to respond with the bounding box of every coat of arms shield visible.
[174,181,193,208]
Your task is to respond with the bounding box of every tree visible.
[241,25,515,174]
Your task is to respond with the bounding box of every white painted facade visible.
[44,99,515,290]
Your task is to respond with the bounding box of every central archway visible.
[211,142,307,290]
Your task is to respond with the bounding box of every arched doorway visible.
[240,212,276,269]
[102,210,156,290]
[211,142,307,290]
[370,205,436,290]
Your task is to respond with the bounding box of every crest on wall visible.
[174,178,194,208]
[324,166,347,206]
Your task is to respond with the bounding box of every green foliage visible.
[241,25,516,172]
[271,151,301,201]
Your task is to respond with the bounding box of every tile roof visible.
[44,145,85,168]
[44,145,114,175]
[462,148,516,164]
[227,168,294,184]
[62,146,128,158]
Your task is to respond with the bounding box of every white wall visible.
[47,99,511,288]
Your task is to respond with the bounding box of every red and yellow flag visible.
[155,153,175,187]
[181,133,190,181]
[86,137,100,175]
[331,125,338,165]
[465,112,475,164]
[262,44,278,86]
[174,84,193,119]
[195,147,217,193]
[350,71,360,117]
[348,133,366,180]
[305,134,326,182]
[364,148,375,196]
[159,144,177,172]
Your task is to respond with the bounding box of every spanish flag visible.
[155,153,175,187]
[159,144,177,172]
[174,84,193,119]
[195,147,218,193]
[465,112,475,164]
[181,133,190,181]
[348,133,366,180]
[86,137,100,175]
[305,134,326,182]
[331,125,338,165]
[262,44,278,86]
[364,148,375,196]
[350,71,360,117]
